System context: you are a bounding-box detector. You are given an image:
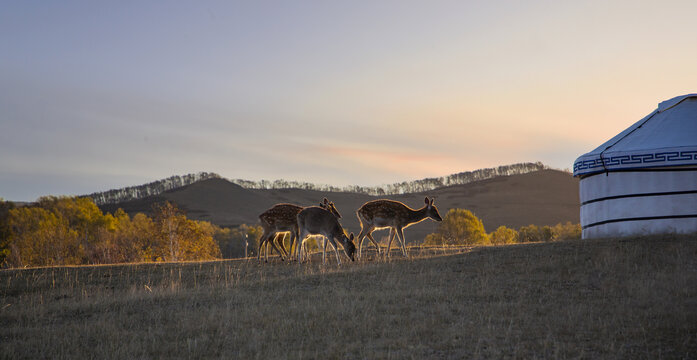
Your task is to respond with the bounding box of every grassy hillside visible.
[2,236,695,359]
[101,170,579,242]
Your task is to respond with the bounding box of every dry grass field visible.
[1,236,696,359]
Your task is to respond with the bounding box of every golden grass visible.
[1,236,696,359]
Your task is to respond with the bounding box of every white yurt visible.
[573,94,697,239]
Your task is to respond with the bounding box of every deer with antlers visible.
[355,197,443,259]
[257,198,341,263]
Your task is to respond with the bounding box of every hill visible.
[100,169,579,239]
[2,236,695,358]
[88,162,547,205]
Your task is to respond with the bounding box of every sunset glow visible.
[2,1,696,200]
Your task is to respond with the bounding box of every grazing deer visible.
[297,206,355,265]
[356,197,443,259]
[257,199,340,262]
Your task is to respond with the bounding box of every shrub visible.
[490,226,518,245]
[423,208,488,245]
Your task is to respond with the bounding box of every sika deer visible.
[356,197,442,259]
[297,206,355,265]
[257,198,340,262]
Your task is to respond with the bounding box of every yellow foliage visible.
[519,222,581,243]
[151,202,221,262]
[490,226,518,245]
[551,222,582,241]
[2,198,221,268]
[7,206,81,267]
[424,208,489,246]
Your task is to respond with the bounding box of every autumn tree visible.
[518,223,577,243]
[423,208,488,246]
[518,225,554,242]
[489,226,518,245]
[178,219,221,260]
[129,212,157,261]
[540,226,554,242]
[518,225,541,243]
[153,202,185,261]
[36,196,115,264]
[0,199,16,266]
[152,202,220,261]
[6,206,81,267]
[2,197,221,268]
[551,222,582,241]
[102,209,157,263]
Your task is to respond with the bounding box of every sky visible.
[2,0,697,201]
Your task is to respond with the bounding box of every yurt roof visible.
[574,94,697,177]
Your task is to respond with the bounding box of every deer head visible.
[424,197,443,222]
[341,232,356,261]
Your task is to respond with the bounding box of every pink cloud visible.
[314,144,469,180]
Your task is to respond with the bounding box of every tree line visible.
[422,208,581,246]
[0,197,259,268]
[0,197,580,268]
[88,172,221,205]
[86,163,551,205]
[232,162,549,195]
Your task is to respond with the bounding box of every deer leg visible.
[276,233,289,258]
[268,233,285,261]
[297,238,304,262]
[302,237,311,262]
[264,233,272,263]
[386,228,397,258]
[297,230,308,262]
[288,225,298,260]
[260,231,274,263]
[266,232,277,262]
[258,229,270,262]
[257,236,264,262]
[321,236,328,265]
[288,235,295,260]
[395,227,408,257]
[366,232,380,257]
[301,235,315,263]
[287,231,297,261]
[298,238,310,261]
[327,236,341,265]
[277,233,289,259]
[302,236,311,263]
[294,225,300,260]
[356,225,369,260]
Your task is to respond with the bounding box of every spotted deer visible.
[296,206,355,265]
[356,197,443,259]
[257,198,341,263]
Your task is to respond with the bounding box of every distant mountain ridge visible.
[88,162,550,206]
[88,172,222,205]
